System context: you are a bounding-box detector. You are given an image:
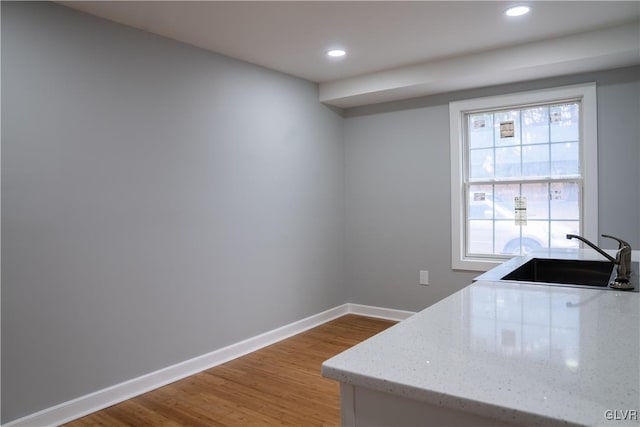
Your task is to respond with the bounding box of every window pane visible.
[550,182,580,220]
[469,185,494,219]
[551,142,579,176]
[521,220,549,252]
[522,144,550,177]
[522,107,549,145]
[494,110,521,146]
[469,220,494,254]
[495,220,549,255]
[550,103,579,142]
[469,148,494,179]
[468,113,494,149]
[550,221,580,248]
[495,220,524,254]
[521,183,549,220]
[495,146,521,178]
[493,184,518,219]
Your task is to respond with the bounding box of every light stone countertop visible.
[322,250,640,427]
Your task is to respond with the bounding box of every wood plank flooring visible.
[65,315,396,426]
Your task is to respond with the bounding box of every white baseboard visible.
[3,303,415,427]
[347,303,416,321]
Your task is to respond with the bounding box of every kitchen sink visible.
[475,255,639,292]
[501,258,615,287]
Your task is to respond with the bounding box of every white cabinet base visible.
[340,384,521,427]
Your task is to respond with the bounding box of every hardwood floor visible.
[65,315,396,426]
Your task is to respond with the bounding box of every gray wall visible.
[1,2,345,422]
[344,66,640,312]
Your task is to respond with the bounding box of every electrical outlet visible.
[419,270,429,285]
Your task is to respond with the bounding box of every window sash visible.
[463,178,582,259]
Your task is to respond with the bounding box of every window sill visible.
[452,257,508,272]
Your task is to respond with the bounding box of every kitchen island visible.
[322,251,640,426]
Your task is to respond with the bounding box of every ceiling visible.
[60,1,640,108]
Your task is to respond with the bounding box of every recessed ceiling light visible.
[327,49,346,58]
[505,5,530,17]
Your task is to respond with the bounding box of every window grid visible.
[464,101,582,258]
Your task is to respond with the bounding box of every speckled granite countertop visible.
[322,252,640,426]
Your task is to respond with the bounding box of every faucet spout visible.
[566,233,633,290]
[566,234,618,263]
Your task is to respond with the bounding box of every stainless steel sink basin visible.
[501,258,614,287]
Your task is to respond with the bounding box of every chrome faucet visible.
[566,234,633,290]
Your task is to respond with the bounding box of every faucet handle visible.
[601,234,631,250]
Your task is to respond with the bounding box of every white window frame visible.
[450,83,598,271]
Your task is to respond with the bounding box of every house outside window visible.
[450,84,598,271]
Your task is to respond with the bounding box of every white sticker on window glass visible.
[473,119,486,129]
[473,192,486,201]
[500,120,515,138]
[515,196,527,225]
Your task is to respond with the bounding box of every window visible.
[450,84,598,271]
